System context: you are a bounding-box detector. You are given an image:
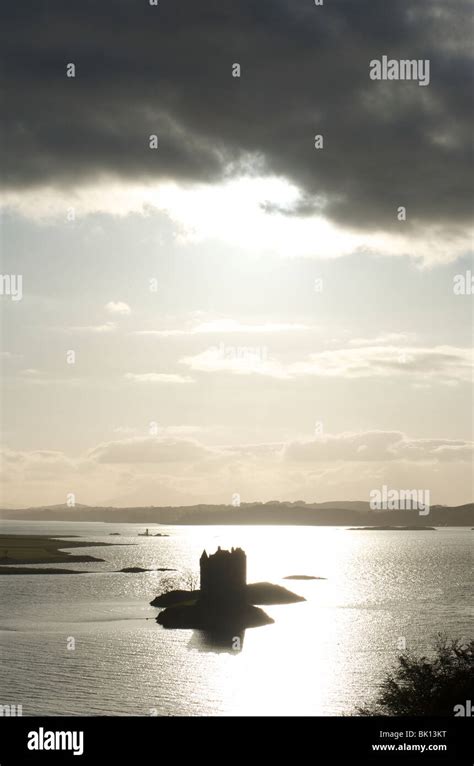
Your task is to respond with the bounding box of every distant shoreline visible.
[1,501,472,527]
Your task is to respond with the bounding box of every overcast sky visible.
[1,0,472,507]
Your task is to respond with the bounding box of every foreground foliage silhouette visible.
[358,636,474,716]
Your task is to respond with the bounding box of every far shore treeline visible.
[1,502,472,526]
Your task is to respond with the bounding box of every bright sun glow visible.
[2,175,471,264]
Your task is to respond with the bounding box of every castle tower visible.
[199,546,247,604]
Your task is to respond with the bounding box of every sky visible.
[1,0,472,508]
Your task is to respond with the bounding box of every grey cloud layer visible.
[3,0,472,231]
[2,431,471,506]
[4,431,472,470]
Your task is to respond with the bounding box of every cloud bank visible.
[2,0,472,246]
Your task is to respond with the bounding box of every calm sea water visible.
[0,521,472,716]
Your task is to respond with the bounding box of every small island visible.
[347,526,436,531]
[151,546,304,632]
[119,566,176,574]
[138,528,169,537]
[283,574,326,580]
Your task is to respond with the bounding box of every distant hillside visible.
[0,501,472,526]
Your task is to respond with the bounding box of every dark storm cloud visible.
[2,0,472,231]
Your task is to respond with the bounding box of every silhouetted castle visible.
[200,546,247,604]
[154,545,301,631]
